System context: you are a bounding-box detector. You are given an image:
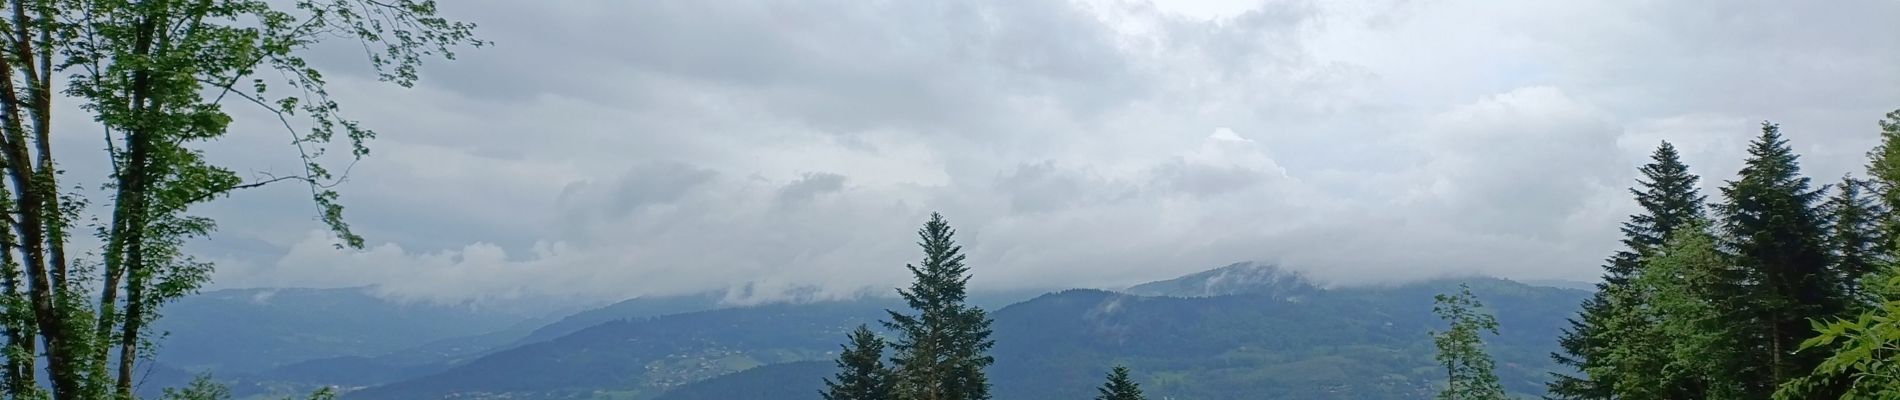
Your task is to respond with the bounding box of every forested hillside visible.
[338,268,1583,400]
[153,287,535,372]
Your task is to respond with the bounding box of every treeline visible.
[1549,111,1900,399]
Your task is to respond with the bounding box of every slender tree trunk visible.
[0,42,81,400]
[102,6,166,397]
[114,240,146,398]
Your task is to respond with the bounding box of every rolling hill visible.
[152,287,541,373]
[344,263,1587,399]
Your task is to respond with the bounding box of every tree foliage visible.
[1550,112,1900,399]
[824,324,894,400]
[1773,109,1900,399]
[1633,221,1749,398]
[1773,276,1900,399]
[1549,141,1704,399]
[1717,122,1842,397]
[1824,175,1887,304]
[0,1,482,399]
[1094,365,1143,400]
[1432,284,1506,400]
[883,213,995,400]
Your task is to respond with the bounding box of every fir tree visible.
[1094,365,1144,400]
[1862,109,1900,298]
[1717,122,1841,397]
[1823,176,1886,303]
[1433,284,1508,400]
[1546,305,1612,399]
[885,213,995,400]
[1866,110,1900,242]
[1549,141,1704,399]
[1775,109,1900,399]
[824,325,894,400]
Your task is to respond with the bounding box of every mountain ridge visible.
[339,262,1586,399]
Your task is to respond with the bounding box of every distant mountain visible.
[512,291,727,345]
[247,288,1013,396]
[221,291,758,398]
[653,278,1585,400]
[348,262,1587,400]
[345,299,900,400]
[1522,279,1599,291]
[153,287,538,373]
[1123,261,1320,299]
[235,319,560,394]
[650,361,831,400]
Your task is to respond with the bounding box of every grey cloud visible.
[419,0,1156,136]
[777,172,848,205]
[191,0,1900,303]
[1150,162,1278,198]
[995,161,1126,214]
[604,163,720,214]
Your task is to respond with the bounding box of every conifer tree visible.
[1433,284,1507,400]
[1823,176,1885,303]
[1867,110,1900,246]
[1546,300,1612,399]
[824,325,894,400]
[1549,141,1704,399]
[885,213,995,400]
[1717,122,1841,396]
[1094,365,1144,400]
[1863,109,1900,298]
[1775,109,1900,399]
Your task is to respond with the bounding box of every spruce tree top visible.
[883,212,995,400]
[1717,122,1827,258]
[822,325,893,400]
[1723,122,1817,203]
[901,212,972,309]
[1096,365,1145,400]
[1627,141,1707,251]
[1603,140,1707,281]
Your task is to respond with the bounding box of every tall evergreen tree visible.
[1548,141,1704,399]
[1823,176,1886,303]
[1862,109,1900,298]
[1775,109,1900,399]
[824,325,894,400]
[885,213,995,400]
[1717,122,1841,397]
[1866,110,1900,242]
[1433,284,1508,400]
[1094,365,1144,400]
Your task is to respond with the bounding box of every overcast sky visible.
[165,0,1900,305]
